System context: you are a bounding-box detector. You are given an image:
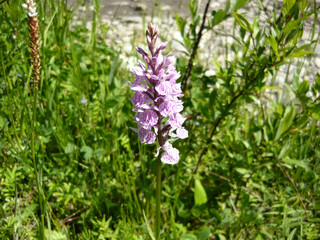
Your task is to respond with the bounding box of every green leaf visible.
[81,146,93,161]
[0,116,5,130]
[283,0,295,14]
[252,16,260,38]
[181,234,197,240]
[282,158,309,170]
[142,211,155,240]
[232,0,248,11]
[283,16,310,33]
[198,227,211,240]
[285,50,313,59]
[233,12,252,33]
[298,80,310,94]
[93,149,106,161]
[213,9,226,25]
[235,168,250,178]
[242,140,250,149]
[188,0,198,21]
[194,179,208,206]
[218,234,227,240]
[255,233,264,240]
[268,35,278,56]
[225,0,231,12]
[314,73,320,92]
[294,116,309,128]
[44,184,58,206]
[39,136,50,144]
[175,15,187,37]
[282,106,295,133]
[299,0,307,9]
[200,103,211,119]
[64,142,75,154]
[275,106,295,140]
[253,131,262,145]
[105,98,119,108]
[278,141,291,159]
[288,228,297,240]
[108,54,119,86]
[44,229,68,240]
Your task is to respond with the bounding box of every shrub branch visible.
[181,0,211,92]
[274,156,310,221]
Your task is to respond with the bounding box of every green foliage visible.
[1,0,320,239]
[194,178,208,206]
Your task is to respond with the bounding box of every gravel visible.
[70,0,320,87]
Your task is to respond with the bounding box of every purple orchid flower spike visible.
[130,23,188,165]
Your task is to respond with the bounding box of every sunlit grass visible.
[1,0,320,239]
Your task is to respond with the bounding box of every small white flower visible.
[22,0,38,17]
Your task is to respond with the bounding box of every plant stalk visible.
[31,88,45,240]
[155,152,162,240]
[24,0,45,237]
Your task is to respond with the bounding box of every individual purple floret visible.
[80,97,87,104]
[1,81,6,89]
[130,23,188,165]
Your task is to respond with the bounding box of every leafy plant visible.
[1,0,320,239]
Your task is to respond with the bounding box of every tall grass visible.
[1,0,320,239]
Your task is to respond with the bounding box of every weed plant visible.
[0,0,320,239]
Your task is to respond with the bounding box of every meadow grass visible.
[1,0,320,239]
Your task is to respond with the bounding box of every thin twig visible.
[274,156,310,221]
[257,91,266,141]
[206,170,231,182]
[230,197,238,214]
[181,0,211,92]
[62,205,89,222]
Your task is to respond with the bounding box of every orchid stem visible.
[155,152,162,240]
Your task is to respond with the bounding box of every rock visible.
[69,0,319,85]
[110,1,130,7]
[314,57,320,68]
[162,5,171,11]
[205,69,216,77]
[210,2,221,9]
[135,3,146,11]
[171,31,186,55]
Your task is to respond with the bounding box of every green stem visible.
[31,87,45,240]
[155,153,162,240]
